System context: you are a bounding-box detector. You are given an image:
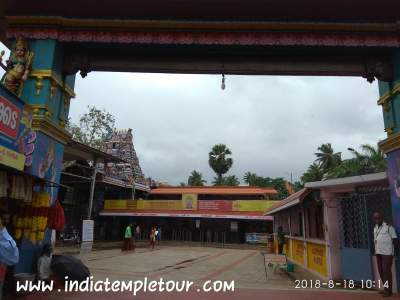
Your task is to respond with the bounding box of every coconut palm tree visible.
[208,144,233,183]
[224,175,240,186]
[314,143,342,173]
[301,163,324,183]
[243,172,258,186]
[359,144,386,172]
[327,144,386,178]
[187,170,207,186]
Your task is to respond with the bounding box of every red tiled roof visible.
[150,186,278,195]
[264,188,311,215]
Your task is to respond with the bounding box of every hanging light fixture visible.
[221,74,226,90]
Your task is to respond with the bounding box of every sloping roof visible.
[304,172,387,189]
[150,186,278,195]
[63,140,127,163]
[264,188,311,215]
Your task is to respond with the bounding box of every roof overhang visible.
[2,1,399,23]
[304,172,387,189]
[63,140,127,164]
[264,188,311,215]
[265,199,301,215]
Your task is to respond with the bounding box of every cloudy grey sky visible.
[69,72,384,185]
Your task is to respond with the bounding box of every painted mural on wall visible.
[387,149,400,231]
[25,132,64,202]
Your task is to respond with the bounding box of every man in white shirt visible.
[37,244,52,282]
[373,212,398,297]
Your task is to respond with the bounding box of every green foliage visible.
[301,143,386,184]
[314,143,342,173]
[301,163,324,183]
[327,144,386,179]
[293,181,304,192]
[243,171,289,199]
[223,175,240,186]
[187,170,207,186]
[208,144,233,180]
[212,175,240,186]
[67,105,115,149]
[243,172,259,185]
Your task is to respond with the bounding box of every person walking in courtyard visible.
[373,212,398,297]
[135,224,141,242]
[156,227,161,244]
[149,227,156,250]
[122,223,133,251]
[277,226,286,255]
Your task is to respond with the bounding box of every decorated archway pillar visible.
[378,50,400,291]
[4,38,76,273]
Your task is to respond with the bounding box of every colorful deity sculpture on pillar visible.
[0,37,33,94]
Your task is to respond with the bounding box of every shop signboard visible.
[137,199,182,210]
[104,200,128,210]
[232,200,277,212]
[81,220,94,251]
[0,87,33,171]
[292,239,305,265]
[245,233,268,244]
[307,242,327,276]
[198,200,232,211]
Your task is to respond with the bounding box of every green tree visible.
[293,181,304,192]
[187,170,207,186]
[67,105,115,149]
[208,144,233,182]
[224,175,240,186]
[327,144,386,178]
[270,177,289,199]
[301,163,324,183]
[315,143,342,173]
[326,158,362,178]
[243,172,258,186]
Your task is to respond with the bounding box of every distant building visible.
[101,128,146,185]
[100,186,279,244]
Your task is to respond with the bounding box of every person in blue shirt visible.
[0,216,19,300]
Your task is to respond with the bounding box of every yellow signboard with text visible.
[137,200,182,210]
[0,145,25,171]
[307,242,327,276]
[291,239,305,265]
[104,200,127,210]
[104,198,275,212]
[232,200,276,212]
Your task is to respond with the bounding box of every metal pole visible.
[87,162,98,220]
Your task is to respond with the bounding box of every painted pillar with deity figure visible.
[378,50,400,291]
[1,37,76,273]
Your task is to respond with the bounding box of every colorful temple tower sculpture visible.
[102,129,146,185]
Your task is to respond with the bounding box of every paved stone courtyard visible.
[18,245,399,300]
[78,246,291,289]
